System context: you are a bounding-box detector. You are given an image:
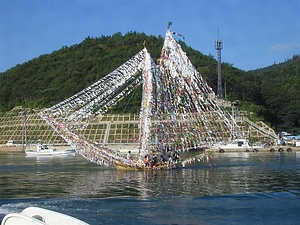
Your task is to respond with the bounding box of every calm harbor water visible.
[0,151,300,224]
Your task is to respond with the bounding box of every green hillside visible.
[0,32,299,133]
[248,55,300,133]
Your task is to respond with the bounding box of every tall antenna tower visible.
[215,30,223,99]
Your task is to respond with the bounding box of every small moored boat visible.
[213,139,264,152]
[26,144,75,156]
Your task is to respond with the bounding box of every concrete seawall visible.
[0,145,74,153]
[0,144,139,154]
[2,144,299,154]
[207,145,300,153]
[0,146,24,153]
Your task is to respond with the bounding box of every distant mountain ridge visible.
[0,32,299,133]
[252,54,300,76]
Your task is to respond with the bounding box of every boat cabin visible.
[37,144,56,152]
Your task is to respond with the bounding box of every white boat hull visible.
[26,149,76,156]
[25,144,75,156]
[214,139,264,151]
[1,213,46,225]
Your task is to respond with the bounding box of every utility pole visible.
[215,30,223,99]
[21,108,27,152]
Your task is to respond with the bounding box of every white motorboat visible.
[1,206,88,225]
[26,144,75,156]
[213,139,264,152]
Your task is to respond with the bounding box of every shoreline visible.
[0,145,74,153]
[1,145,299,154]
[0,146,24,153]
[0,144,139,154]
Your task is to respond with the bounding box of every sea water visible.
[0,152,300,224]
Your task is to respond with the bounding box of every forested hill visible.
[247,54,300,133]
[0,32,299,133]
[0,32,163,112]
[0,31,229,112]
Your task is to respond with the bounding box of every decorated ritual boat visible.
[39,23,240,170]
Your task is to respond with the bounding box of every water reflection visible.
[1,152,300,199]
[71,153,300,198]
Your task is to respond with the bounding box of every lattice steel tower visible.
[215,31,223,99]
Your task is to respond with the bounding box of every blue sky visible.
[0,0,299,72]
